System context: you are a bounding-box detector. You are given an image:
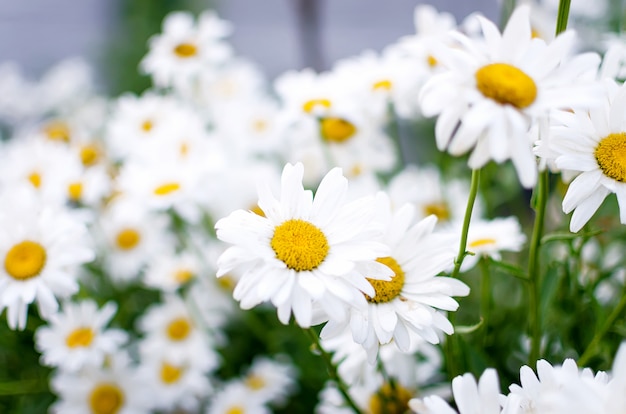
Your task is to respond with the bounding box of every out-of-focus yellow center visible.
[469,238,497,249]
[225,406,245,414]
[475,63,537,109]
[373,79,393,91]
[595,132,626,182]
[66,327,94,348]
[423,202,450,221]
[141,119,153,132]
[4,241,47,280]
[28,172,42,188]
[368,382,412,414]
[174,42,198,58]
[89,383,124,414]
[271,219,329,272]
[68,182,83,201]
[302,98,331,114]
[245,374,266,390]
[174,269,194,283]
[153,182,181,196]
[320,117,357,143]
[366,257,405,304]
[166,317,192,341]
[44,121,71,143]
[427,55,438,67]
[115,228,141,251]
[160,362,184,384]
[80,144,100,166]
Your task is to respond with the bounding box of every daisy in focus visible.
[546,80,626,232]
[419,4,601,188]
[215,162,393,328]
[321,193,470,362]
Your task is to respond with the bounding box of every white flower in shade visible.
[546,79,626,232]
[242,355,297,405]
[215,162,393,328]
[143,250,200,292]
[141,10,233,88]
[137,356,212,412]
[35,300,127,372]
[97,197,174,283]
[410,369,521,414]
[207,381,269,414]
[462,216,527,270]
[137,294,219,372]
[321,193,469,362]
[419,5,601,188]
[51,350,152,414]
[0,188,94,330]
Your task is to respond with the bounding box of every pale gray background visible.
[0,0,499,83]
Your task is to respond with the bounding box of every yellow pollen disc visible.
[423,202,450,221]
[174,269,194,283]
[166,317,192,341]
[250,204,266,217]
[595,132,626,182]
[174,42,198,58]
[475,63,537,109]
[66,327,94,348]
[368,382,412,414]
[350,163,363,177]
[89,383,124,414]
[427,55,438,67]
[160,362,184,384]
[179,142,189,156]
[252,119,268,133]
[68,182,83,201]
[531,27,542,39]
[320,117,357,143]
[217,275,236,291]
[153,182,181,196]
[469,238,497,249]
[43,121,71,143]
[245,374,266,390]
[115,228,141,251]
[372,79,393,91]
[302,98,332,114]
[141,119,153,132]
[28,172,42,189]
[270,219,329,272]
[226,406,245,414]
[4,241,47,280]
[365,257,405,304]
[80,145,100,166]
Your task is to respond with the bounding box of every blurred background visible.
[0,0,499,95]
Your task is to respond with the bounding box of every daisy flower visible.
[207,381,269,414]
[547,79,626,232]
[215,162,393,328]
[0,187,94,330]
[419,5,601,188]
[242,355,297,405]
[321,193,469,361]
[35,300,127,372]
[462,216,527,270]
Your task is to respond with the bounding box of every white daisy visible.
[215,162,393,328]
[35,300,127,372]
[321,193,469,361]
[462,216,527,270]
[419,5,601,188]
[0,187,94,330]
[142,250,200,292]
[207,381,269,414]
[242,355,297,405]
[547,79,626,232]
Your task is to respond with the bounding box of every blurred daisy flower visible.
[420,5,601,188]
[35,300,127,372]
[242,355,297,406]
[215,162,393,328]
[207,381,269,414]
[462,216,527,270]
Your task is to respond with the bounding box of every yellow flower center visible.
[166,317,192,341]
[160,362,184,384]
[217,275,236,291]
[365,257,405,304]
[271,219,329,272]
[226,406,245,414]
[4,241,47,280]
[320,117,357,143]
[141,119,153,132]
[174,42,198,58]
[468,238,497,249]
[115,228,141,251]
[372,79,393,91]
[475,63,537,109]
[28,172,42,188]
[423,202,450,221]
[250,204,266,217]
[595,132,626,182]
[89,383,124,414]
[68,182,83,202]
[80,145,100,167]
[427,55,438,68]
[43,121,71,143]
[368,382,412,414]
[66,327,94,348]
[174,269,194,283]
[153,182,181,196]
[252,119,268,133]
[245,374,266,390]
[302,98,331,114]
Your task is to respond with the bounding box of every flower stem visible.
[480,256,491,346]
[304,328,362,414]
[527,169,549,364]
[555,0,571,36]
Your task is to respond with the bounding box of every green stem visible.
[555,0,571,36]
[305,329,362,414]
[480,257,491,346]
[445,168,481,379]
[527,169,549,364]
[499,0,517,29]
[578,290,626,367]
[0,379,48,396]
